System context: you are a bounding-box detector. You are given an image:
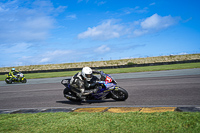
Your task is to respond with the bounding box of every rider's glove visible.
[85,83,90,88]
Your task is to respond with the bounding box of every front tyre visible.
[111,87,128,101]
[21,78,27,83]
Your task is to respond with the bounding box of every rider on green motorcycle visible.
[9,68,19,81]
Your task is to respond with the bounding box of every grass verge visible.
[1,62,200,81]
[0,112,200,132]
[1,54,199,72]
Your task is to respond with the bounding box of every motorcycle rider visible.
[9,68,19,81]
[70,67,106,100]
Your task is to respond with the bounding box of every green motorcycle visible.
[5,72,27,84]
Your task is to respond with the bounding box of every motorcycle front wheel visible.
[111,87,128,101]
[21,78,27,83]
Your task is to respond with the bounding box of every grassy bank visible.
[0,54,200,72]
[0,112,200,132]
[0,62,200,81]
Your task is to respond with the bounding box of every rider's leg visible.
[71,87,86,100]
[83,86,100,95]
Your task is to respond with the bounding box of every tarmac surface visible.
[0,68,200,114]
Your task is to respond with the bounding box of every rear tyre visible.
[111,87,128,101]
[5,78,12,84]
[63,87,81,102]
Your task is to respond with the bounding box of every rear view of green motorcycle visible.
[5,72,27,84]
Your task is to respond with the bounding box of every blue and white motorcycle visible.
[61,72,128,102]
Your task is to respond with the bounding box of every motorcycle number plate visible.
[105,76,112,83]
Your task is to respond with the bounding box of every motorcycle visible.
[5,72,27,84]
[61,72,128,102]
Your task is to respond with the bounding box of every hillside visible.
[0,54,200,72]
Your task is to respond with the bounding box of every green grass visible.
[1,62,200,81]
[0,112,200,133]
[102,62,200,74]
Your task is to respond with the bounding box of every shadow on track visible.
[56,100,117,105]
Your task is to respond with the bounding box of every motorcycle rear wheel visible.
[5,78,12,84]
[111,87,128,101]
[63,87,81,102]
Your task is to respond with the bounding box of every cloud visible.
[78,19,126,40]
[66,14,77,20]
[149,2,156,6]
[39,50,73,63]
[122,6,148,15]
[133,13,180,36]
[46,50,72,56]
[0,42,34,66]
[0,6,8,12]
[0,0,64,44]
[141,14,178,29]
[94,45,110,53]
[77,0,89,3]
[183,17,192,23]
[78,14,180,40]
[1,42,32,54]
[40,58,50,63]
[96,1,106,6]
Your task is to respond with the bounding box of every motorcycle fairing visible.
[91,82,116,99]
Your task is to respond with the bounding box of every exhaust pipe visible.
[64,94,77,100]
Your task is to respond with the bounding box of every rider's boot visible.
[71,87,86,101]
[83,87,99,95]
[76,92,86,101]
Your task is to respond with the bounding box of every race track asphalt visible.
[0,68,200,113]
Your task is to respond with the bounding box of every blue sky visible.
[0,0,200,67]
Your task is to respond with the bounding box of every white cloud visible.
[133,13,180,36]
[0,6,8,12]
[40,58,50,63]
[1,42,32,54]
[46,50,72,56]
[141,14,177,30]
[0,0,64,44]
[178,52,188,55]
[183,17,192,23]
[38,50,73,63]
[77,0,89,3]
[23,17,54,29]
[78,19,125,40]
[122,6,148,15]
[133,29,148,36]
[149,2,156,6]
[66,14,77,20]
[96,1,106,6]
[78,14,180,40]
[0,42,34,66]
[94,45,110,53]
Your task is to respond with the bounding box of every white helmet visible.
[82,67,93,81]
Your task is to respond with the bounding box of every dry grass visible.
[1,54,200,72]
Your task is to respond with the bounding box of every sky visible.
[0,0,200,67]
